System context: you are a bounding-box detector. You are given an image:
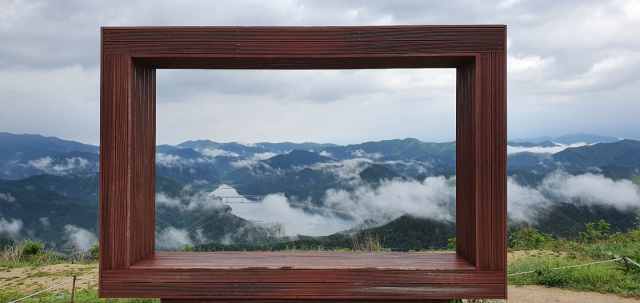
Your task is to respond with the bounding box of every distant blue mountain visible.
[0,132,98,170]
[507,141,558,148]
[511,133,620,145]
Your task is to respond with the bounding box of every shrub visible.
[22,241,43,256]
[508,222,553,250]
[89,243,99,260]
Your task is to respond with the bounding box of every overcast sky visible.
[1,1,639,145]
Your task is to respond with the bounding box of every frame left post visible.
[100,48,156,296]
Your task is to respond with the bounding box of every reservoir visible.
[209,185,356,236]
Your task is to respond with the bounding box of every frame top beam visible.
[102,26,505,69]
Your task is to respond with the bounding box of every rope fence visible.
[5,257,640,302]
[7,276,97,303]
[508,256,639,277]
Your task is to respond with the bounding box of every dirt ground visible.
[1,259,638,302]
[508,285,640,302]
[0,263,98,294]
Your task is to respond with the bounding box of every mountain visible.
[155,165,220,189]
[510,135,554,144]
[359,164,399,183]
[195,215,456,252]
[532,202,638,239]
[0,173,100,203]
[508,141,558,148]
[238,167,328,197]
[552,139,640,171]
[156,145,204,160]
[507,169,546,187]
[0,133,99,179]
[357,215,455,251]
[510,133,620,145]
[553,133,620,145]
[178,140,338,154]
[214,142,270,156]
[264,150,333,170]
[1,151,100,180]
[321,138,456,162]
[0,171,274,249]
[257,142,338,153]
[176,140,223,151]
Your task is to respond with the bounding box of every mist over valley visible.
[0,132,639,252]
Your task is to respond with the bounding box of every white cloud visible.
[229,152,278,168]
[310,158,373,181]
[541,171,640,211]
[156,190,225,212]
[507,142,589,155]
[20,156,93,175]
[324,177,455,222]
[156,227,192,251]
[319,151,333,158]
[155,153,182,167]
[200,148,239,158]
[350,149,383,159]
[0,192,16,203]
[229,194,357,236]
[0,218,22,239]
[39,217,49,228]
[25,157,52,170]
[506,170,640,223]
[64,225,97,251]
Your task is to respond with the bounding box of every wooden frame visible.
[100,26,507,301]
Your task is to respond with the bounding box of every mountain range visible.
[0,132,638,251]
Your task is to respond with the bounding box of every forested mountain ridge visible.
[0,132,638,252]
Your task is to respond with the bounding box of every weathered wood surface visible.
[99,25,508,300]
[131,252,474,270]
[101,282,504,299]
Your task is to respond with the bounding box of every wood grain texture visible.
[456,59,477,267]
[161,300,448,303]
[161,300,447,303]
[131,252,474,270]
[99,25,507,301]
[101,282,505,300]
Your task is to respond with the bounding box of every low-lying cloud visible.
[507,142,590,155]
[229,194,357,236]
[230,152,279,168]
[64,225,97,251]
[324,176,456,222]
[156,227,192,250]
[0,192,16,203]
[156,190,225,212]
[507,170,640,223]
[21,156,91,175]
[200,148,240,158]
[0,218,22,239]
[40,217,50,228]
[228,169,640,236]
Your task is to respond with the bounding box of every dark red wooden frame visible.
[100,26,507,301]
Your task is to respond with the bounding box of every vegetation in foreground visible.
[2,217,640,302]
[506,217,640,298]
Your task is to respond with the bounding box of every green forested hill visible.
[552,140,640,171]
[0,132,98,171]
[359,164,399,183]
[321,138,456,161]
[533,202,638,238]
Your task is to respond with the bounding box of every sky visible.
[1,0,639,146]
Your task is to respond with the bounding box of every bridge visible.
[212,195,266,203]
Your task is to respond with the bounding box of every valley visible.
[0,132,638,253]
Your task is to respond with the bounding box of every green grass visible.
[508,253,640,297]
[506,219,640,298]
[0,288,160,303]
